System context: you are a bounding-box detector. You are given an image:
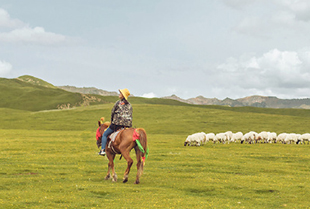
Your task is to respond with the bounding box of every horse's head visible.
[97,120,111,137]
[96,120,111,148]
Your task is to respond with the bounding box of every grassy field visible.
[1,103,310,208]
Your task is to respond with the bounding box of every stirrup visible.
[98,150,106,156]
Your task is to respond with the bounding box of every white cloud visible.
[141,92,157,98]
[221,0,259,10]
[0,8,71,45]
[224,0,310,22]
[0,60,12,76]
[0,8,23,28]
[216,49,310,98]
[0,26,67,45]
[275,0,310,21]
[259,49,302,71]
[231,0,310,39]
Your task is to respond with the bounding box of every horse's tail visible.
[134,128,148,165]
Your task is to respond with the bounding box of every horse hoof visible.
[123,178,128,183]
[104,174,111,180]
[134,180,140,184]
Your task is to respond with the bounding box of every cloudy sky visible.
[1,0,310,99]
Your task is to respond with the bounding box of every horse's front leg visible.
[105,154,117,182]
[111,161,117,182]
[105,158,112,180]
[104,163,111,180]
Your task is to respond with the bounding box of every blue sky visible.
[1,0,310,99]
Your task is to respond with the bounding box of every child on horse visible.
[99,88,133,156]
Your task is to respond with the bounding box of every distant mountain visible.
[57,85,118,96]
[161,94,191,104]
[237,95,310,109]
[164,95,310,109]
[184,96,244,107]
[188,96,221,105]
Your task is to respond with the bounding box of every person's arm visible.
[110,101,119,122]
[128,104,133,127]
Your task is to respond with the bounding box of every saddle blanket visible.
[109,130,122,142]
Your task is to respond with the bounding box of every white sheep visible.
[224,131,233,143]
[299,133,310,144]
[204,133,215,144]
[214,133,227,144]
[241,131,257,144]
[267,132,277,143]
[251,131,259,142]
[184,130,306,146]
[184,132,206,146]
[230,132,243,143]
[284,133,299,144]
[276,133,287,143]
[257,131,269,143]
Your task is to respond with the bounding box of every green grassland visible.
[1,76,310,208]
[1,102,310,208]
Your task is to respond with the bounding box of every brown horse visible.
[97,121,148,184]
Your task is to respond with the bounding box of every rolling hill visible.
[57,85,119,96]
[17,75,57,89]
[0,76,104,111]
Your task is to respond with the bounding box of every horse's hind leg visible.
[104,168,111,180]
[121,151,133,183]
[134,148,143,184]
[111,158,118,182]
[112,164,117,182]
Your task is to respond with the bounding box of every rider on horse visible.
[99,88,132,156]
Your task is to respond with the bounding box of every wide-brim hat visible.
[119,88,130,100]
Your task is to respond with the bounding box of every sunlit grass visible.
[1,129,310,208]
[1,102,310,208]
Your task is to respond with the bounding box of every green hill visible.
[0,76,105,111]
[17,75,57,89]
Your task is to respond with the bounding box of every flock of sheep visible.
[184,131,310,146]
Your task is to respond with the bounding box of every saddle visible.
[107,129,124,155]
[96,128,123,149]
[108,129,122,143]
